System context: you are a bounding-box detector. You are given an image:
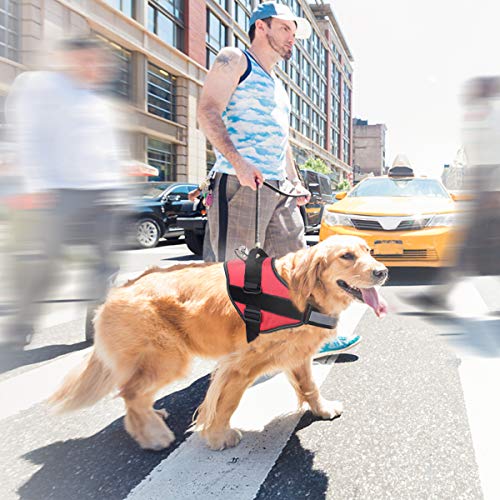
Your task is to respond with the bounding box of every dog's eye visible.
[341,252,355,261]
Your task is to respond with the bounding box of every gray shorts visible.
[204,173,306,262]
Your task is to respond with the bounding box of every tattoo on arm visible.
[214,53,234,69]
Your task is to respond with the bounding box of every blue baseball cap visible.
[249,2,312,39]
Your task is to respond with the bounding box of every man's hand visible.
[292,183,311,206]
[234,159,264,190]
[188,187,201,202]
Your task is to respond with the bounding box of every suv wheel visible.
[184,230,204,256]
[136,218,161,248]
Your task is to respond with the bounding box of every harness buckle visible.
[243,281,262,294]
[244,306,261,325]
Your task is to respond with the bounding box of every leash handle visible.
[255,183,261,248]
[262,180,304,198]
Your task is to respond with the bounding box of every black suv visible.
[299,169,335,233]
[130,182,198,248]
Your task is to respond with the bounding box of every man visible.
[1,37,124,348]
[198,2,360,354]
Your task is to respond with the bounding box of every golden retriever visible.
[50,235,388,451]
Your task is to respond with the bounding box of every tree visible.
[336,179,351,191]
[300,156,330,175]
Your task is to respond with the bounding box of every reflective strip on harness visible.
[224,253,337,343]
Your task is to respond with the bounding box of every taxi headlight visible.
[323,211,353,227]
[427,214,457,227]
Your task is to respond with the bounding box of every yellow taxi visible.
[319,166,462,267]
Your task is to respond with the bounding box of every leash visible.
[254,180,306,249]
[262,180,305,198]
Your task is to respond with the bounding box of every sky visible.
[328,0,500,177]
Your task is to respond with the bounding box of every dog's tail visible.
[49,350,115,412]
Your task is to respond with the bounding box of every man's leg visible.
[4,195,65,346]
[263,179,306,258]
[207,174,278,262]
[81,191,120,341]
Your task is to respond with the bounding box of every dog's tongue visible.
[361,287,388,318]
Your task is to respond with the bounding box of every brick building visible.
[0,0,354,183]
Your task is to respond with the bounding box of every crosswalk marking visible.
[459,358,500,500]
[126,301,367,500]
[0,348,91,421]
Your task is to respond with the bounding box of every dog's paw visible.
[140,425,175,451]
[154,408,169,419]
[312,398,343,420]
[204,428,242,451]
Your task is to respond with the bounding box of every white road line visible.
[448,278,500,499]
[0,348,91,421]
[459,358,500,500]
[126,301,367,500]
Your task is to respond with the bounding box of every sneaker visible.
[316,335,362,357]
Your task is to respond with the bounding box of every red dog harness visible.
[224,248,337,343]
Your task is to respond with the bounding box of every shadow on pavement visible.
[19,375,211,500]
[384,267,444,287]
[255,411,331,499]
[0,341,90,375]
[19,371,329,500]
[162,254,202,261]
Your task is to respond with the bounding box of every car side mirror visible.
[335,192,347,200]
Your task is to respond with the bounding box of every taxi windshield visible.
[349,178,450,198]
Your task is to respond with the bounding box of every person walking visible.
[407,76,500,311]
[198,2,360,354]
[1,37,125,349]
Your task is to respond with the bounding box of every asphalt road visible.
[0,235,498,499]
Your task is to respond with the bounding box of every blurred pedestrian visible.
[1,36,125,348]
[409,76,500,309]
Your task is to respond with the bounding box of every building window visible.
[148,0,184,50]
[147,138,176,181]
[0,0,19,61]
[96,36,131,100]
[147,63,176,121]
[331,97,340,128]
[207,141,216,173]
[213,0,228,11]
[206,9,227,68]
[343,138,350,165]
[234,34,247,50]
[105,0,133,17]
[343,81,351,109]
[331,128,339,158]
[234,0,251,32]
[331,63,340,96]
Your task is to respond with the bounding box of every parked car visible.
[130,182,198,248]
[299,169,335,233]
[319,167,463,267]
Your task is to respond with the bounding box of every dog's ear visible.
[290,246,327,311]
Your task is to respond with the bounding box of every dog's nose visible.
[372,267,388,281]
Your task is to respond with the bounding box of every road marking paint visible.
[0,348,91,421]
[126,301,367,500]
[459,358,500,500]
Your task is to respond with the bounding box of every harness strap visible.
[229,285,338,331]
[243,247,266,294]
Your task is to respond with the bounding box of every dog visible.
[50,235,388,451]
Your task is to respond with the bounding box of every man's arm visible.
[198,47,263,190]
[285,143,310,206]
